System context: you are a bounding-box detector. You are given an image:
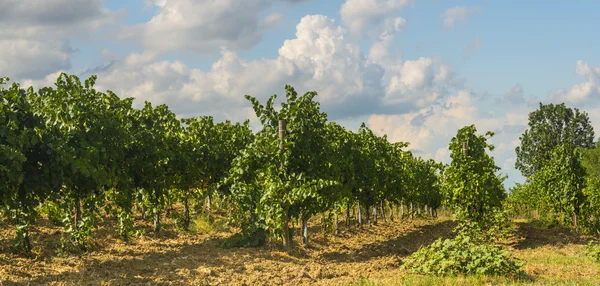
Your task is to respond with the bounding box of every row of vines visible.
[0,73,443,253]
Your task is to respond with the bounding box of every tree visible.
[579,141,600,233]
[515,102,595,177]
[581,141,600,179]
[528,144,587,233]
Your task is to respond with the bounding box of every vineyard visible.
[1,73,600,285]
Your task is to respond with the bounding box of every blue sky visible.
[2,0,600,188]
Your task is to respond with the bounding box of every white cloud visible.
[340,0,414,36]
[0,0,124,39]
[8,1,450,121]
[505,112,528,127]
[434,147,451,164]
[367,88,529,182]
[384,58,452,107]
[0,0,124,80]
[120,0,304,54]
[368,17,406,63]
[20,71,68,92]
[442,6,481,29]
[73,15,362,119]
[549,60,600,105]
[124,51,160,67]
[0,39,73,79]
[369,89,482,153]
[66,14,449,122]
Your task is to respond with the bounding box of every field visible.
[1,213,599,286]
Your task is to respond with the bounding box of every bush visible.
[401,231,525,276]
[585,241,600,262]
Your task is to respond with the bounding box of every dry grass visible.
[351,219,600,286]
[0,213,599,286]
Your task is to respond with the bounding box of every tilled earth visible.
[0,216,455,285]
[3,216,599,285]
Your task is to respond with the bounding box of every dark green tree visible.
[528,144,587,233]
[579,141,600,233]
[515,102,595,177]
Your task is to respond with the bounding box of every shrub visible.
[401,231,525,276]
[585,241,600,262]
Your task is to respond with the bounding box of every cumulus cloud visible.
[42,14,450,123]
[0,0,124,80]
[368,89,528,175]
[9,1,450,120]
[369,90,483,155]
[120,0,304,54]
[69,15,374,120]
[384,57,452,107]
[368,17,406,64]
[549,60,600,105]
[0,0,124,39]
[442,6,481,29]
[0,39,74,79]
[124,51,160,67]
[340,0,414,36]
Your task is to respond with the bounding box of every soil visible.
[0,215,598,285]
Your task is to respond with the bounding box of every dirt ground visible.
[0,215,599,285]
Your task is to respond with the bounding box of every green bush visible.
[585,241,600,262]
[401,232,525,276]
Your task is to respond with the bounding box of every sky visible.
[2,0,600,188]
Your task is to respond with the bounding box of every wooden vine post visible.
[279,120,286,154]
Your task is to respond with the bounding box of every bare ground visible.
[0,215,598,285]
